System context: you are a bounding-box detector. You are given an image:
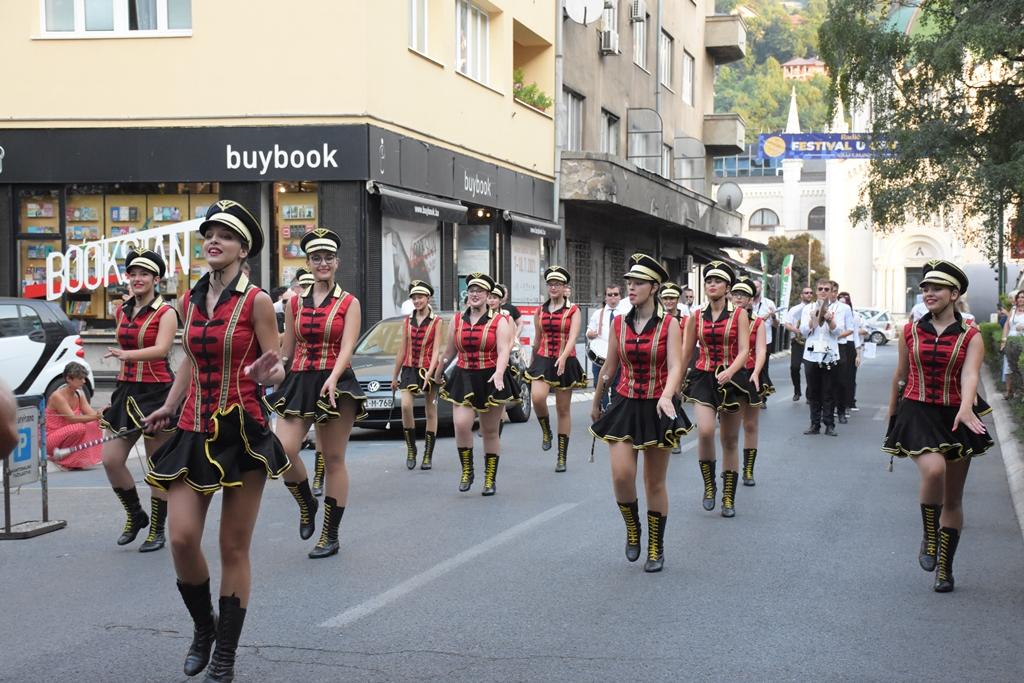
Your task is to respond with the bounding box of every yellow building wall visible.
[1,0,554,178]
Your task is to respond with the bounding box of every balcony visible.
[703,113,746,156]
[705,15,747,65]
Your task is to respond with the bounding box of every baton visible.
[51,425,145,461]
[589,436,596,463]
[384,389,398,430]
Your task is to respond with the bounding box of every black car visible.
[351,312,532,431]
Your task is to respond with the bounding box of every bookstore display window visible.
[15,184,218,325]
[273,181,319,288]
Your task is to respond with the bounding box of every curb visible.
[981,371,1024,543]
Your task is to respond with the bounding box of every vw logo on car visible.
[367,380,381,393]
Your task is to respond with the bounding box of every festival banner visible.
[758,133,880,160]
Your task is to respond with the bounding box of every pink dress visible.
[45,389,103,470]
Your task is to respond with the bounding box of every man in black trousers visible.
[799,279,846,436]
[784,286,814,401]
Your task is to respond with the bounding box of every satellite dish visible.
[564,0,605,25]
[717,182,744,212]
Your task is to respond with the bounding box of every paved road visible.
[3,347,1023,681]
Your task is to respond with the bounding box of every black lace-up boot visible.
[698,460,717,511]
[742,448,758,486]
[617,500,642,562]
[284,479,319,540]
[203,595,246,682]
[311,450,325,497]
[555,434,569,472]
[403,428,418,469]
[138,496,166,552]
[919,503,942,571]
[482,454,499,496]
[421,431,436,470]
[458,447,475,492]
[113,486,149,546]
[721,470,738,518]
[538,415,553,451]
[933,527,961,593]
[644,511,666,572]
[177,579,217,677]
[309,497,344,559]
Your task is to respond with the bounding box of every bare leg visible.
[424,385,438,433]
[719,410,742,472]
[102,432,137,489]
[694,404,718,462]
[741,402,760,450]
[642,447,671,514]
[914,452,946,504]
[275,416,311,483]
[479,407,502,455]
[142,431,172,501]
[453,405,476,449]
[609,441,639,502]
[532,380,551,420]
[555,389,572,435]
[401,389,416,430]
[319,398,357,506]
[168,482,214,584]
[217,470,266,607]
[940,458,971,529]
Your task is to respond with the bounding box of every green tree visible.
[819,0,1024,284]
[745,233,829,307]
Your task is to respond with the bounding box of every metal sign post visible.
[1,395,66,540]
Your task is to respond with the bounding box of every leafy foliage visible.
[744,233,830,306]
[819,0,1024,267]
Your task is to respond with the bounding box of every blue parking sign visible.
[14,427,31,463]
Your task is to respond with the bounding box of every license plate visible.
[365,398,393,410]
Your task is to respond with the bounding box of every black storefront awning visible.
[368,182,468,223]
[503,211,562,240]
[692,247,763,276]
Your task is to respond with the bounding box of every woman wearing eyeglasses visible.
[391,280,442,469]
[265,228,366,559]
[436,273,519,496]
[526,266,587,472]
[680,261,751,518]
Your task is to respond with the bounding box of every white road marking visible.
[320,502,580,629]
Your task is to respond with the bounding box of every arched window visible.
[749,208,780,230]
[808,206,826,231]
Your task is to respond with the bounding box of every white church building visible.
[713,91,1007,320]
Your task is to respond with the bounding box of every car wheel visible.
[507,378,533,423]
[870,331,886,345]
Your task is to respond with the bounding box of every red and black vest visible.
[694,302,744,372]
[903,314,978,407]
[291,284,355,373]
[614,308,672,400]
[113,296,175,383]
[536,302,579,359]
[745,315,763,371]
[178,273,265,432]
[402,308,441,370]
[454,309,501,370]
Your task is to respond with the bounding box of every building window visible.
[632,14,647,69]
[409,0,428,52]
[562,89,584,152]
[658,31,673,88]
[41,0,191,36]
[808,206,826,231]
[749,208,780,231]
[456,0,489,83]
[601,110,620,156]
[682,50,695,106]
[662,144,672,179]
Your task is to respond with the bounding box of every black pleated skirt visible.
[441,366,522,413]
[755,366,775,400]
[525,354,588,390]
[146,404,291,494]
[100,381,175,437]
[883,397,993,461]
[399,365,432,394]
[264,368,367,423]
[682,367,761,412]
[590,393,693,450]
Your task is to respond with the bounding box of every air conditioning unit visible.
[630,0,646,22]
[600,29,619,55]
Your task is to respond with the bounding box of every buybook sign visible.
[225,143,340,175]
[45,220,200,300]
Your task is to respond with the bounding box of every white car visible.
[0,297,94,398]
[857,308,897,345]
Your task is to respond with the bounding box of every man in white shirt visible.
[831,281,856,424]
[910,297,929,322]
[784,286,815,401]
[587,283,632,409]
[678,287,695,317]
[800,278,846,436]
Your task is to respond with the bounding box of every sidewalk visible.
[981,371,1024,543]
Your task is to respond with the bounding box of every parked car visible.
[349,312,532,431]
[857,308,896,345]
[0,297,94,397]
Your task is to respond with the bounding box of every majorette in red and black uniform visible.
[681,262,755,412]
[101,250,178,438]
[733,276,774,402]
[147,205,289,495]
[440,273,521,412]
[525,266,587,390]
[265,231,367,425]
[489,282,523,394]
[398,281,442,395]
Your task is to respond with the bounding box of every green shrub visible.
[979,322,1003,372]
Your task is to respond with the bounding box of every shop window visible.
[274,181,320,290]
[808,206,826,231]
[456,0,489,84]
[749,208,780,231]
[40,0,192,37]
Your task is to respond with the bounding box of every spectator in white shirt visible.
[586,283,632,409]
[784,286,815,401]
[838,291,865,414]
[800,278,846,435]
[679,287,695,317]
